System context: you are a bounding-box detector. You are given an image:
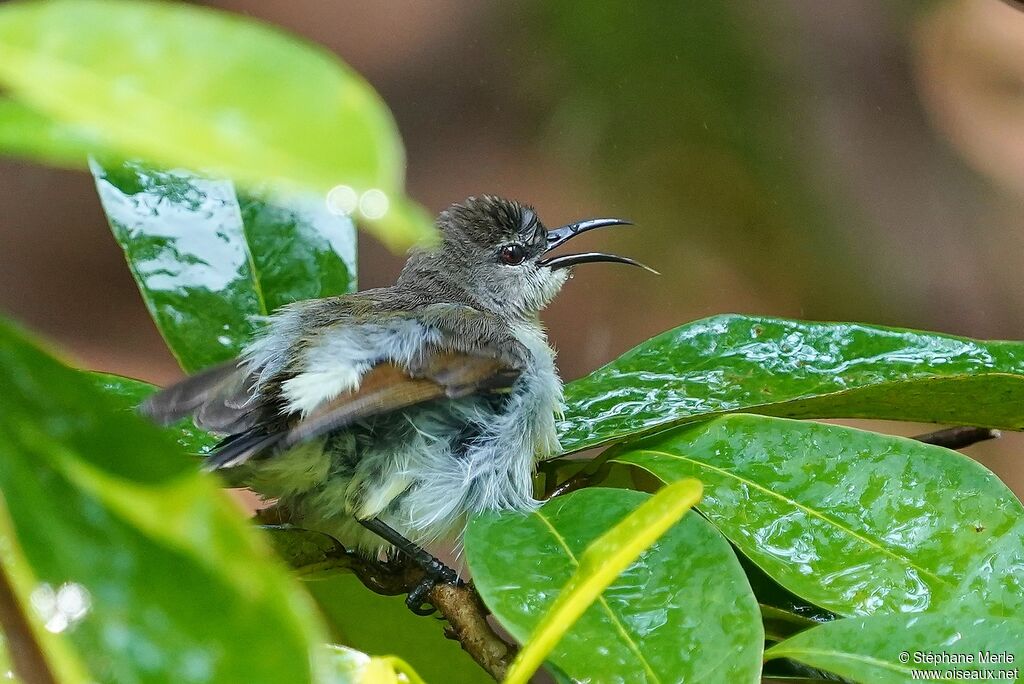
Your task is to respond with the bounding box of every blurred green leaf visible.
[465,487,763,683]
[616,414,1024,617]
[308,574,490,684]
[504,479,704,684]
[0,317,329,682]
[559,314,1024,453]
[262,526,352,577]
[0,98,112,167]
[765,613,1024,683]
[323,645,426,684]
[0,0,431,247]
[89,371,218,454]
[92,160,356,373]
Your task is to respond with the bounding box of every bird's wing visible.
[206,349,520,469]
[140,360,262,435]
[141,293,388,435]
[141,296,525,469]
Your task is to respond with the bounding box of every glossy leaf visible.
[465,487,764,683]
[738,555,836,642]
[616,414,1024,617]
[90,371,218,454]
[93,160,355,373]
[505,478,703,684]
[559,314,1024,453]
[765,613,1024,683]
[0,318,328,682]
[0,0,431,247]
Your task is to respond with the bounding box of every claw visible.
[406,579,438,615]
[404,556,460,615]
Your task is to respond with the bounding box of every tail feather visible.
[205,430,285,470]
[141,360,260,434]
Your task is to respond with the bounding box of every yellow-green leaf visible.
[324,645,426,684]
[0,0,433,248]
[503,479,703,684]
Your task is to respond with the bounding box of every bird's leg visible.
[358,517,460,615]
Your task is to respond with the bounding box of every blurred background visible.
[1,0,1022,492]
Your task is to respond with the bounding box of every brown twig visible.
[429,581,516,680]
[346,559,516,679]
[913,426,1000,450]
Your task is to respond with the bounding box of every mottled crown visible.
[437,196,545,250]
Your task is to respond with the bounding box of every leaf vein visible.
[530,508,663,684]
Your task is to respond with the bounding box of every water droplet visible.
[358,189,389,219]
[30,582,91,634]
[325,185,358,215]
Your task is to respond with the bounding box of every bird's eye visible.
[498,243,527,266]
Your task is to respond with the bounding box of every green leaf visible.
[0,0,431,247]
[0,317,328,682]
[505,478,703,684]
[92,160,356,373]
[90,371,218,454]
[615,414,1024,618]
[324,645,426,684]
[737,555,836,642]
[465,487,764,683]
[765,613,1024,683]
[559,314,1024,453]
[0,98,112,167]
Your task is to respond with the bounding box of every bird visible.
[142,195,652,612]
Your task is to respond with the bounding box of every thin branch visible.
[346,558,516,679]
[913,426,1000,450]
[429,582,516,680]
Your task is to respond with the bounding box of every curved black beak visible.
[545,217,632,252]
[540,217,658,273]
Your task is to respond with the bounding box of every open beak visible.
[540,218,658,273]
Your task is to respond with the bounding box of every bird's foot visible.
[405,554,460,616]
[356,518,462,615]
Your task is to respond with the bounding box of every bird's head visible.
[399,196,653,319]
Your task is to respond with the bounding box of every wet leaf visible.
[89,371,218,454]
[465,487,763,683]
[765,613,1024,683]
[92,160,356,373]
[0,318,328,682]
[0,0,431,247]
[616,414,1024,617]
[559,314,1024,453]
[738,555,836,642]
[504,479,703,684]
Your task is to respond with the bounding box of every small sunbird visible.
[143,196,653,612]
